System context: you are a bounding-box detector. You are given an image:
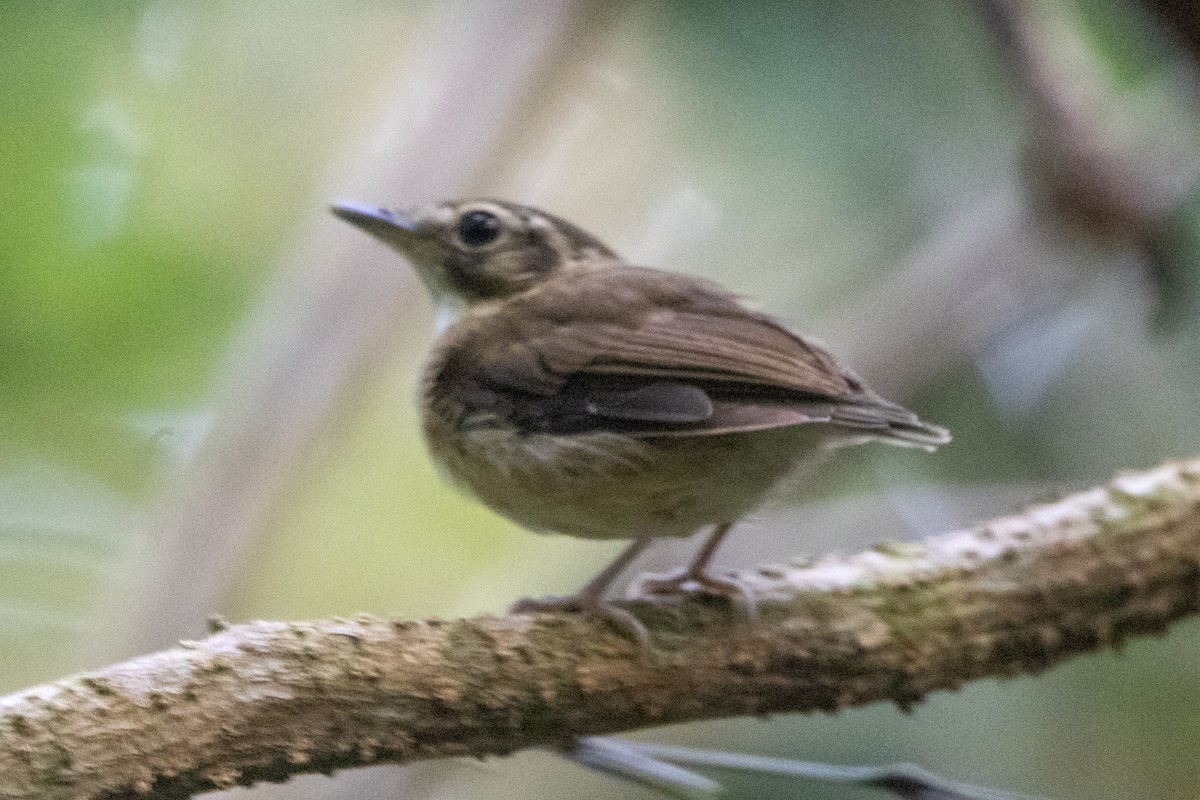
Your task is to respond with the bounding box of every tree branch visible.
[3,458,1200,799]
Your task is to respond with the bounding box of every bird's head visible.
[331,199,618,324]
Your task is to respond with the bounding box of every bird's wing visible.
[481,315,839,436]
[467,268,946,443]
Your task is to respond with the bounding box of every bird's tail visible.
[830,398,951,452]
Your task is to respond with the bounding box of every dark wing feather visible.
[458,266,945,444]
[584,381,714,423]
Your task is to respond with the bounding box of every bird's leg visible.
[681,521,735,581]
[631,522,757,615]
[509,538,654,646]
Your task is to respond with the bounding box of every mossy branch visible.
[3,458,1200,799]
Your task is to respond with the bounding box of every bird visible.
[330,198,949,635]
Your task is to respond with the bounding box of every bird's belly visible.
[426,423,825,541]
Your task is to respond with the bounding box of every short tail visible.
[830,397,951,452]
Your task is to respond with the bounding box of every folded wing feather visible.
[468,267,945,444]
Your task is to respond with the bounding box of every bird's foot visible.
[508,594,650,649]
[628,569,758,618]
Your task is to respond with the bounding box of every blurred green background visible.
[4,1,1200,798]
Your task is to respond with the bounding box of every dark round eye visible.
[456,210,502,247]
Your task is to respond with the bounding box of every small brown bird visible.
[331,199,948,629]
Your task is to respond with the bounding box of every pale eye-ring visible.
[456,210,502,247]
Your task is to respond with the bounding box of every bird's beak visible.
[329,200,420,248]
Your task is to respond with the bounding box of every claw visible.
[629,569,759,618]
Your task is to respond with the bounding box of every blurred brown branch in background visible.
[836,0,1200,396]
[976,0,1193,250]
[3,457,1200,800]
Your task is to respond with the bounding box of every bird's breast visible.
[418,361,822,540]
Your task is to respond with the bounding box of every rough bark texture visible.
[2,458,1200,799]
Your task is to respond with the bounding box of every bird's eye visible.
[456,210,502,247]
